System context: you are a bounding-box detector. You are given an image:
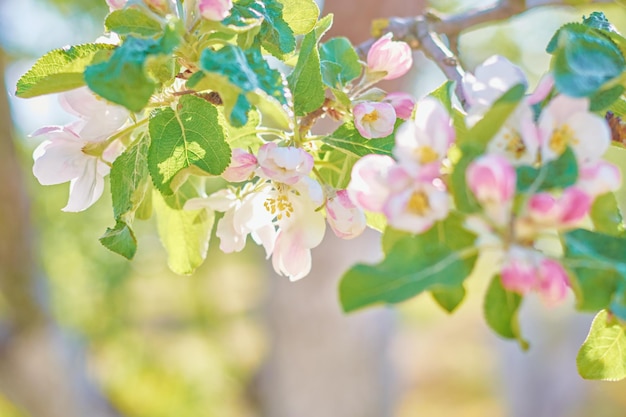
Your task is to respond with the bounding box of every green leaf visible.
[148,95,231,195]
[105,7,163,37]
[280,0,320,35]
[582,12,615,32]
[591,192,625,236]
[153,191,215,275]
[484,275,528,349]
[449,143,482,213]
[548,23,626,97]
[316,145,357,190]
[287,15,333,115]
[111,135,151,221]
[429,81,454,112]
[15,43,114,98]
[516,147,578,192]
[84,23,180,112]
[99,220,137,260]
[227,0,296,57]
[563,229,626,312]
[191,44,290,128]
[319,37,361,88]
[339,213,478,312]
[322,120,397,159]
[577,309,626,380]
[431,285,466,313]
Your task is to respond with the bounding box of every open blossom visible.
[384,92,415,119]
[486,103,540,166]
[348,154,396,213]
[256,143,313,185]
[326,190,367,239]
[394,97,454,172]
[32,87,129,212]
[538,95,611,165]
[466,154,516,226]
[501,247,569,307]
[222,148,257,182]
[199,0,233,21]
[353,102,396,139]
[366,33,413,80]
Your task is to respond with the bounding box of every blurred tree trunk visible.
[0,49,124,417]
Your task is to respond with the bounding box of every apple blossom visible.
[366,33,413,80]
[325,190,367,239]
[347,154,396,213]
[466,154,516,226]
[353,102,396,139]
[536,258,569,307]
[577,160,622,197]
[106,0,127,10]
[384,92,415,120]
[501,246,537,295]
[526,186,592,229]
[486,103,540,166]
[538,95,611,165]
[222,148,257,182]
[198,0,233,21]
[256,143,313,185]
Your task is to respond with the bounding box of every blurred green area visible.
[3,1,626,417]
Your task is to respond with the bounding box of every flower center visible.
[264,194,294,220]
[416,146,439,164]
[407,190,430,216]
[362,110,380,123]
[549,125,578,155]
[504,132,526,159]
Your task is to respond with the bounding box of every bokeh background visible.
[1,1,626,416]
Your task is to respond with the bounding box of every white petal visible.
[33,138,88,185]
[62,160,105,212]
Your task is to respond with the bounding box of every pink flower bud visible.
[222,148,257,182]
[466,154,516,225]
[578,160,622,198]
[384,92,415,120]
[536,258,569,307]
[348,154,396,213]
[367,33,413,80]
[527,186,591,227]
[353,102,396,139]
[326,190,367,239]
[199,0,233,21]
[501,246,537,295]
[106,0,127,10]
[256,143,313,185]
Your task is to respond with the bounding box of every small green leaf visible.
[516,147,578,192]
[591,193,625,236]
[322,120,398,159]
[319,37,361,88]
[111,135,151,220]
[148,95,231,195]
[431,285,466,313]
[280,0,320,35]
[15,43,114,98]
[288,15,333,115]
[582,12,615,32]
[577,309,626,380]
[339,213,478,312]
[316,145,357,190]
[99,220,137,260]
[449,143,482,213]
[153,191,215,275]
[85,24,180,112]
[429,81,454,112]
[484,275,528,349]
[105,7,163,37]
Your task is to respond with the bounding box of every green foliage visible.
[339,213,478,312]
[15,43,114,98]
[577,309,626,380]
[85,23,181,112]
[148,95,231,196]
[287,14,333,115]
[516,147,578,192]
[591,193,625,236]
[279,0,320,35]
[547,21,626,100]
[105,6,164,37]
[190,44,290,128]
[322,120,397,159]
[99,220,137,260]
[319,37,361,88]
[484,275,528,349]
[431,285,466,313]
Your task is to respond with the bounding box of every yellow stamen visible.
[407,191,430,216]
[362,110,380,123]
[549,125,578,155]
[416,146,439,164]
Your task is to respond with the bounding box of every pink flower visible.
[578,160,621,197]
[527,187,592,228]
[198,0,233,21]
[106,0,127,10]
[256,143,313,185]
[466,154,516,226]
[462,55,527,110]
[347,154,396,213]
[384,92,415,119]
[353,102,396,139]
[366,33,413,80]
[326,190,367,239]
[536,258,569,307]
[222,148,257,182]
[383,181,449,234]
[393,97,454,171]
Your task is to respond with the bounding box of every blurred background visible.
[1,1,626,416]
